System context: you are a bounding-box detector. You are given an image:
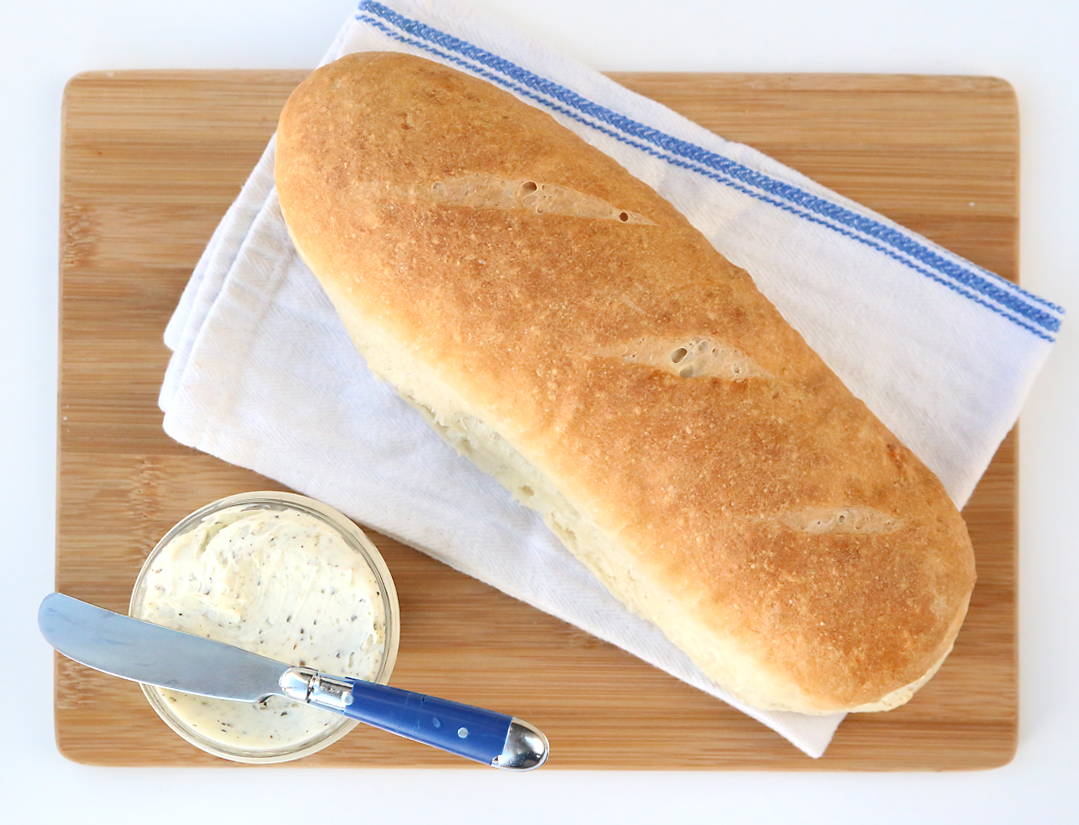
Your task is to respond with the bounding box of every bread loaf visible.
[275,52,976,714]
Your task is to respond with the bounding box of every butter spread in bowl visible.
[129,492,400,763]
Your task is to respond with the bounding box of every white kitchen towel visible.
[159,0,1063,759]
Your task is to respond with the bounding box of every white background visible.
[3,0,1077,821]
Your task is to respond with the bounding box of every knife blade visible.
[39,593,548,770]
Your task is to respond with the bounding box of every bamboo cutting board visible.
[57,70,1019,769]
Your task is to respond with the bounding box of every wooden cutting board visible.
[57,70,1018,769]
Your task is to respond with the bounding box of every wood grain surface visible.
[56,70,1018,769]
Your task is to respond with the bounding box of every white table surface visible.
[3,0,1077,821]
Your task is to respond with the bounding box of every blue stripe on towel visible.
[355,0,1063,340]
[356,12,1054,342]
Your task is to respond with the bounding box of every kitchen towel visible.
[159,0,1063,758]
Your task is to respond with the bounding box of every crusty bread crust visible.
[275,52,976,714]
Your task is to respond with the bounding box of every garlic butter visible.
[130,493,399,762]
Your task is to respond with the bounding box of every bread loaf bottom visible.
[275,52,977,714]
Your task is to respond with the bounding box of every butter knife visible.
[38,593,548,770]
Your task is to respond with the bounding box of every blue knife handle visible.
[340,678,517,766]
[280,668,548,768]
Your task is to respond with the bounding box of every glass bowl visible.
[129,491,400,763]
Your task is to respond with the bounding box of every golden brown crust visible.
[275,52,976,713]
